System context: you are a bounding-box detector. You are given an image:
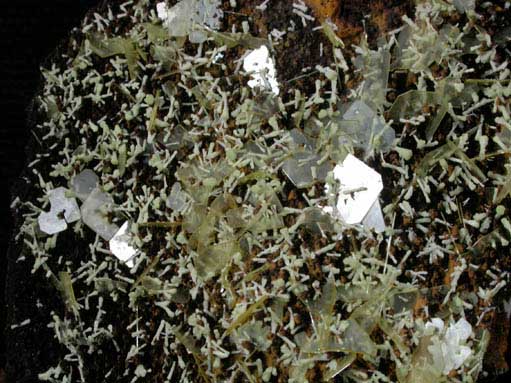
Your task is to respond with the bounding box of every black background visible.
[0,0,98,375]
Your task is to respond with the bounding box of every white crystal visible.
[243,45,280,95]
[49,187,81,223]
[156,2,169,20]
[109,221,137,267]
[38,187,81,235]
[80,188,119,241]
[158,0,223,43]
[426,317,473,375]
[328,154,383,224]
[72,169,99,202]
[38,211,67,235]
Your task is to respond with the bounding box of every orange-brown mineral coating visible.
[302,0,339,21]
[304,0,413,43]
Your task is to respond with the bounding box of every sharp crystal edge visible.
[323,154,385,231]
[72,169,100,202]
[109,221,137,267]
[361,199,385,233]
[80,188,120,241]
[38,187,81,235]
[243,45,280,95]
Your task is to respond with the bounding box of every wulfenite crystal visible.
[80,188,119,241]
[38,187,80,235]
[109,221,137,267]
[72,169,99,202]
[38,210,68,235]
[324,154,384,228]
[243,45,279,95]
[157,0,223,44]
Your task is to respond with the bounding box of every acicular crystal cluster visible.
[15,0,511,382]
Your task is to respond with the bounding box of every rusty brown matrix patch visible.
[305,0,414,43]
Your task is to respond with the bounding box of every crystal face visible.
[325,154,383,225]
[38,187,81,235]
[243,45,280,95]
[109,221,137,267]
[340,100,395,154]
[80,188,119,241]
[361,199,385,233]
[282,151,331,188]
[167,182,188,212]
[72,169,100,202]
[157,0,223,43]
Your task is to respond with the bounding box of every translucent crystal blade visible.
[282,151,330,188]
[343,101,393,151]
[80,188,119,241]
[361,199,385,232]
[72,169,100,202]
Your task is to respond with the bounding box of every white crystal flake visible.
[156,2,169,20]
[157,0,223,43]
[243,45,280,95]
[426,317,473,375]
[327,154,383,225]
[38,187,81,235]
[38,211,68,235]
[109,221,137,267]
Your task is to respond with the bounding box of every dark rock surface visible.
[0,1,97,381]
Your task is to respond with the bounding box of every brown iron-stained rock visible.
[304,0,413,43]
[484,310,510,373]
